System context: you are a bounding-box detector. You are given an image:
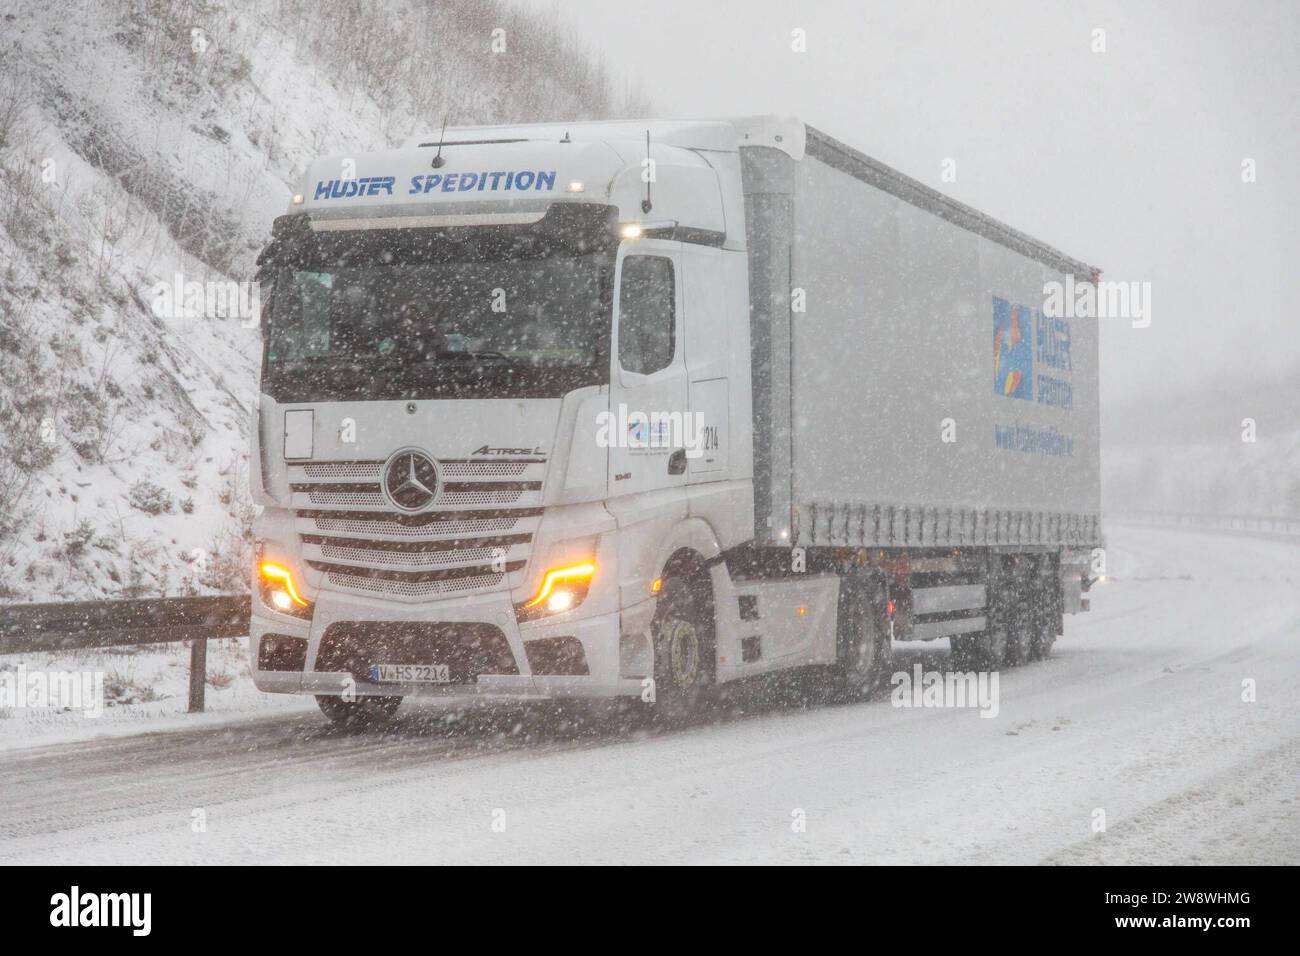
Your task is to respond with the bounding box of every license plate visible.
[369,663,451,684]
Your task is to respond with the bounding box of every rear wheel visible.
[316,694,402,728]
[969,626,1009,669]
[1031,619,1057,660]
[1006,610,1035,665]
[949,634,974,667]
[650,573,715,719]
[1036,562,1062,660]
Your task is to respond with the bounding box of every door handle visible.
[668,449,687,475]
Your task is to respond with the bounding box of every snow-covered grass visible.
[0,637,314,751]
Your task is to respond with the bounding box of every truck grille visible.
[320,569,512,598]
[290,458,545,602]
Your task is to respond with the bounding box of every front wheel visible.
[650,574,715,720]
[316,694,402,728]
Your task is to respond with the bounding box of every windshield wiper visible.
[281,351,518,373]
[433,349,513,363]
[388,350,523,369]
[366,351,524,377]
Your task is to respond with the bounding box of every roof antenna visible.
[641,129,653,214]
[431,112,449,168]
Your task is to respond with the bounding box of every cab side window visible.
[617,256,675,374]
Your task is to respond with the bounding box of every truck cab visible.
[249,120,789,719]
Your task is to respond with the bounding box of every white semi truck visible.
[249,117,1101,723]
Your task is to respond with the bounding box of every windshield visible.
[260,228,615,401]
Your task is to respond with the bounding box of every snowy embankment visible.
[0,522,1295,864]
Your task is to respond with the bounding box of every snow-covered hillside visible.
[0,0,647,602]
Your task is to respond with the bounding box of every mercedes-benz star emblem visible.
[382,450,438,512]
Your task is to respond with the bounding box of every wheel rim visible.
[668,619,700,687]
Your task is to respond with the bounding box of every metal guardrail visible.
[0,595,250,712]
[1109,512,1300,536]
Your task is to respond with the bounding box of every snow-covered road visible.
[2,524,1296,864]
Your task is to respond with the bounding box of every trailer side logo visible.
[993,295,1074,411]
[993,296,1034,401]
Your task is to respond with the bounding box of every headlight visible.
[516,560,596,621]
[258,557,313,618]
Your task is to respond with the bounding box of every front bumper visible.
[250,585,645,700]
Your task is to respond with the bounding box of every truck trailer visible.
[248,116,1101,722]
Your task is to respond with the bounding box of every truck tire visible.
[1031,619,1057,660]
[1006,609,1035,665]
[1029,567,1060,658]
[316,694,402,728]
[650,573,715,719]
[949,634,972,665]
[1031,583,1058,659]
[968,626,1009,669]
[835,585,889,701]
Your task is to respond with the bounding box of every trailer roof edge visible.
[803,125,1100,281]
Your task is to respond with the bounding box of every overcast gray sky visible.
[519,0,1299,411]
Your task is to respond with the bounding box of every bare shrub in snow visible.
[0,70,30,151]
[0,342,60,477]
[120,538,166,598]
[0,154,48,252]
[102,669,160,705]
[0,449,36,594]
[128,479,173,515]
[63,518,96,557]
[65,386,127,464]
[199,460,254,593]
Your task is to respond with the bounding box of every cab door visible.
[607,240,690,499]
